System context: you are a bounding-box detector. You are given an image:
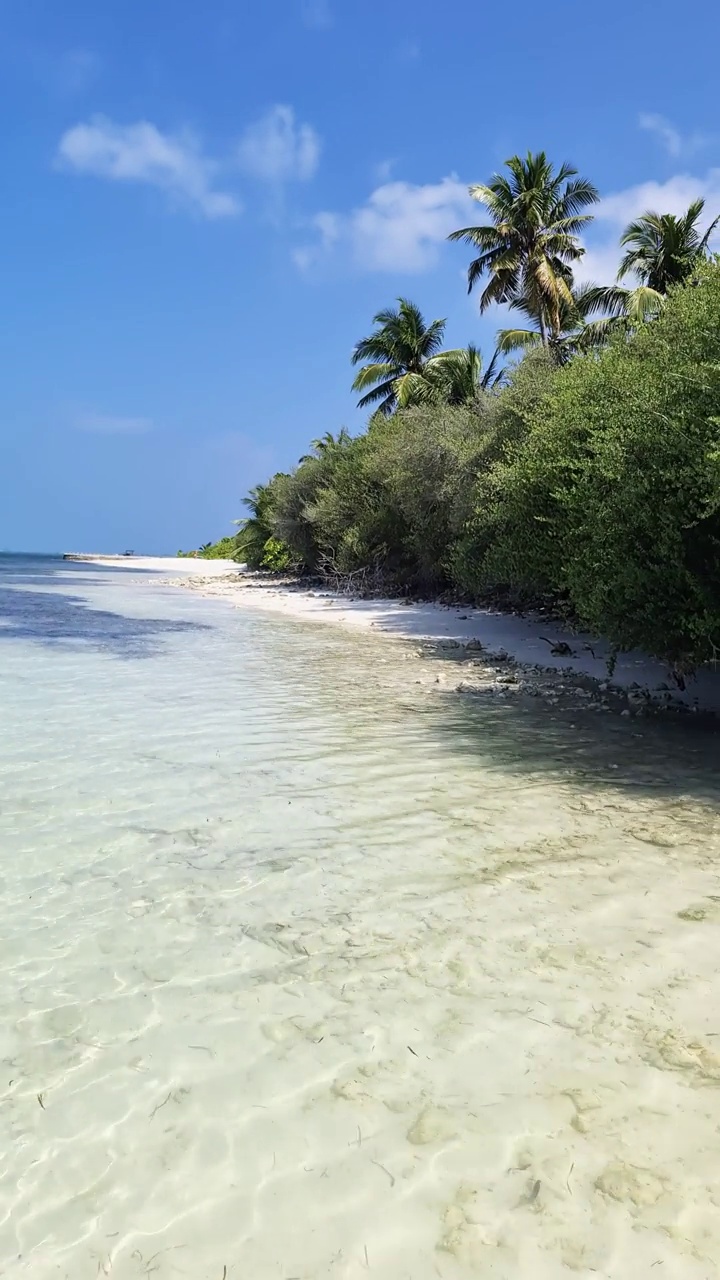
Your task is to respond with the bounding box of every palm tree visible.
[351,298,447,415]
[617,198,719,294]
[448,151,599,347]
[396,345,505,407]
[574,199,720,338]
[300,428,352,463]
[233,483,275,564]
[571,281,665,338]
[496,285,617,364]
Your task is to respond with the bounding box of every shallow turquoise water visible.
[2,558,720,1280]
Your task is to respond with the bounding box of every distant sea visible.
[2,553,719,1279]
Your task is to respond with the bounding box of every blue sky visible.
[2,0,720,552]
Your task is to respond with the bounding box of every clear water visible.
[2,557,720,1280]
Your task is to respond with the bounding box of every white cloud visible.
[572,242,627,287]
[300,0,333,29]
[639,113,709,159]
[296,176,475,273]
[237,105,320,183]
[297,164,720,286]
[75,413,154,436]
[56,116,240,219]
[596,170,720,227]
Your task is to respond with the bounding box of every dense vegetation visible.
[177,535,238,560]
[207,151,720,668]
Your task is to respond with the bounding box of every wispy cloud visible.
[295,176,474,274]
[237,105,321,183]
[639,113,683,157]
[56,116,241,219]
[75,412,154,436]
[398,40,421,62]
[5,38,101,98]
[300,0,333,29]
[639,113,710,159]
[55,48,101,96]
[373,158,396,183]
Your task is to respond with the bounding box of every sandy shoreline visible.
[28,556,720,1278]
[72,555,720,715]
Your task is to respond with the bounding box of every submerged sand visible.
[10,556,713,1280]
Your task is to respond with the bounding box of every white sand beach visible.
[80,555,720,713]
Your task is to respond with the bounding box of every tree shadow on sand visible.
[417,665,720,811]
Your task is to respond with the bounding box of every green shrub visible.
[234,481,284,568]
[271,435,370,574]
[260,536,295,572]
[232,265,720,665]
[271,405,501,591]
[450,351,562,596]
[462,263,720,663]
[200,536,239,559]
[356,403,492,590]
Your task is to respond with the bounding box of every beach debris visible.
[371,1159,396,1187]
[539,636,575,657]
[149,1090,172,1119]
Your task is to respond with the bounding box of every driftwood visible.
[316,551,384,597]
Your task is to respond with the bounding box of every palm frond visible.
[481,345,506,389]
[496,327,543,354]
[351,362,398,392]
[699,212,720,252]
